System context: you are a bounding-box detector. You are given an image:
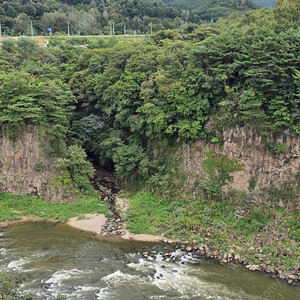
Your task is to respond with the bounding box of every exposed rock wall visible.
[1,125,299,200]
[182,126,300,190]
[0,127,72,202]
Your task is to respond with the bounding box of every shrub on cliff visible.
[56,145,95,193]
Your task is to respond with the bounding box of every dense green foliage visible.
[0,38,76,141]
[65,3,299,179]
[199,153,244,198]
[0,1,299,182]
[0,192,109,223]
[0,0,260,36]
[56,145,95,192]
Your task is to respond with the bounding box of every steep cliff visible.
[1,125,299,202]
[182,126,300,191]
[0,127,73,202]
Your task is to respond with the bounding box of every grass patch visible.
[125,192,170,235]
[125,190,299,271]
[125,192,238,238]
[234,209,271,236]
[0,192,110,223]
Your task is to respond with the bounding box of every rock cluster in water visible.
[154,242,299,286]
[141,250,177,262]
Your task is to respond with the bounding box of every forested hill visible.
[0,0,260,36]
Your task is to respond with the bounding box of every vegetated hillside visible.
[0,1,299,183]
[0,0,259,36]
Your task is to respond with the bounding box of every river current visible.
[0,223,298,299]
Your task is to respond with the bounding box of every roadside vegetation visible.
[0,0,259,36]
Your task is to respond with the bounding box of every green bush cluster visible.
[56,145,95,192]
[266,142,288,154]
[0,38,76,143]
[199,152,244,198]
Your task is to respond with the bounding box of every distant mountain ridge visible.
[164,0,260,21]
[250,0,276,7]
[164,0,276,9]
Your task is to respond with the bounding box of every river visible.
[0,223,298,299]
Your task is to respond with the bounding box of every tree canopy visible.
[0,2,299,181]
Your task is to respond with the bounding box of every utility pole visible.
[67,21,70,36]
[112,21,115,36]
[109,21,112,35]
[150,22,153,35]
[124,25,126,36]
[134,30,136,42]
[31,20,33,37]
[0,22,2,37]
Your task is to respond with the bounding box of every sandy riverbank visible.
[66,214,107,235]
[66,212,167,242]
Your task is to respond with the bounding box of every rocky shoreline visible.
[94,174,299,286]
[1,209,298,286]
[1,171,298,287]
[101,214,299,286]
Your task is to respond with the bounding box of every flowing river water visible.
[0,223,298,300]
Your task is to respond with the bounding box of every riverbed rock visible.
[246,264,261,272]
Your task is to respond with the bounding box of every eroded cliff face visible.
[1,126,299,201]
[0,127,72,202]
[182,126,300,191]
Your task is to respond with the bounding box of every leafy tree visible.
[0,71,75,140]
[56,145,95,191]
